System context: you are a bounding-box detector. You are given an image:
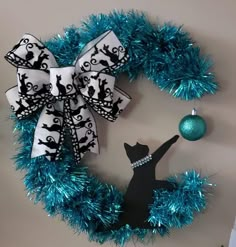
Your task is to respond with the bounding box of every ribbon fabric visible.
[5,31,131,162]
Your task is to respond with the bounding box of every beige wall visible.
[0,0,236,246]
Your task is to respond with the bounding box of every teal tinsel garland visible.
[45,10,218,100]
[11,10,215,246]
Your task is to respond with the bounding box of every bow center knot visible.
[50,67,77,100]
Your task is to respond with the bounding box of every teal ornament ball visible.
[179,109,207,141]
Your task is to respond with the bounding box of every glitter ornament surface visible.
[179,114,207,141]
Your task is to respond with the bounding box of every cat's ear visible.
[124,143,132,154]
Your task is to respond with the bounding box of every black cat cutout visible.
[79,140,96,154]
[98,78,108,100]
[110,97,123,116]
[38,136,60,149]
[45,150,56,160]
[70,104,87,117]
[74,117,91,129]
[78,131,97,144]
[46,108,63,117]
[18,73,29,95]
[56,75,66,95]
[32,50,49,70]
[35,84,48,96]
[91,44,99,57]
[100,44,119,63]
[88,86,95,97]
[15,98,27,115]
[42,123,61,132]
[11,38,24,52]
[108,135,179,230]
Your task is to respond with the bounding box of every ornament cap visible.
[191,108,197,115]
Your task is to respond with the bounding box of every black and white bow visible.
[5,31,131,162]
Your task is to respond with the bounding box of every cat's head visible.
[117,97,123,103]
[56,74,62,81]
[124,142,149,163]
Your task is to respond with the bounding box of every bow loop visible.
[5,31,130,163]
[6,86,45,119]
[79,71,115,108]
[17,68,51,100]
[75,30,128,74]
[5,34,58,71]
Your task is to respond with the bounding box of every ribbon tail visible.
[67,96,99,162]
[31,101,65,161]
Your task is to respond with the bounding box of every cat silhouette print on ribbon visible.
[5,31,131,162]
[107,135,179,230]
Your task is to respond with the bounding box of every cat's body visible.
[109,135,179,230]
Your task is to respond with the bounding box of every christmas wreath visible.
[5,11,216,246]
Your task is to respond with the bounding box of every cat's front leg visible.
[151,135,179,166]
